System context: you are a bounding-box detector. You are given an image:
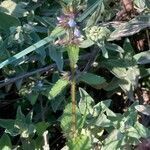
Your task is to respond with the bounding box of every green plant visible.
[0,0,149,149]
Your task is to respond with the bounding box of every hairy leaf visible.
[48,78,69,100]
[67,45,79,67]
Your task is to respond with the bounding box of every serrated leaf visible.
[79,72,106,86]
[67,45,79,67]
[48,78,69,100]
[60,103,82,135]
[0,134,12,150]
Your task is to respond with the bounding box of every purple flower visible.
[74,28,81,37]
[68,19,76,27]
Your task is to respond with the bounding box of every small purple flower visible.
[74,28,81,37]
[68,19,77,27]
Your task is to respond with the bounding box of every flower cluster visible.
[86,26,110,42]
[55,10,82,46]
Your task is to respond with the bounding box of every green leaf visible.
[101,129,123,150]
[97,41,108,58]
[77,0,102,22]
[48,78,69,100]
[79,88,94,115]
[0,12,20,30]
[93,100,116,117]
[0,27,64,69]
[134,122,150,138]
[134,0,148,9]
[104,77,122,91]
[95,113,112,127]
[35,122,49,136]
[67,134,92,150]
[79,39,94,48]
[29,32,46,64]
[0,134,12,150]
[109,15,150,40]
[79,72,106,86]
[140,68,150,78]
[67,45,79,67]
[126,126,141,139]
[49,45,64,71]
[27,92,39,105]
[105,43,124,53]
[14,107,35,138]
[134,50,150,64]
[0,119,15,130]
[0,119,20,136]
[123,38,135,58]
[15,106,26,128]
[51,95,65,112]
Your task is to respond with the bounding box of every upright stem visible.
[71,65,76,138]
[146,29,150,50]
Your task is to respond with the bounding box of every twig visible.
[0,64,56,88]
[0,53,91,88]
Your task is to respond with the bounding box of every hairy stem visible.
[146,29,150,50]
[71,66,76,138]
